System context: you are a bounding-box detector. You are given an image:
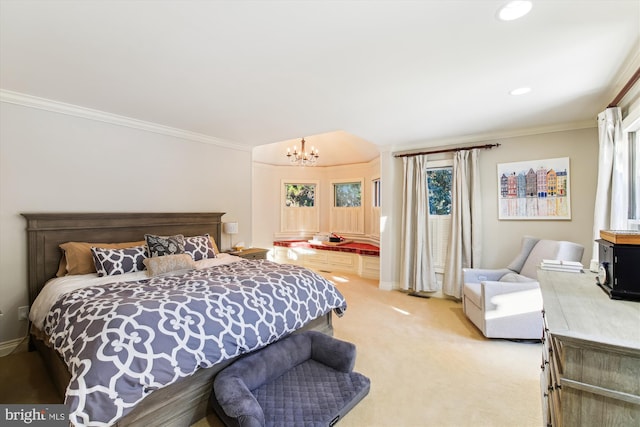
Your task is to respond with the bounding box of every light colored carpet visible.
[0,345,62,404]
[196,272,542,427]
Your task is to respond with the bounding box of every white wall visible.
[251,158,381,249]
[380,127,599,291]
[0,101,253,344]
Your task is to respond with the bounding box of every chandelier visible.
[286,137,319,166]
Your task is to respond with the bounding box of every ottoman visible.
[211,331,370,427]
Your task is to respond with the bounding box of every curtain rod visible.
[394,143,500,158]
[608,66,640,108]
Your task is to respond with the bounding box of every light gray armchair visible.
[462,236,584,339]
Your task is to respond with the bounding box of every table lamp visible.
[223,221,239,251]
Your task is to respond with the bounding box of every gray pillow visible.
[145,234,186,257]
[184,234,217,261]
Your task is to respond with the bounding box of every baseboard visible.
[0,336,28,357]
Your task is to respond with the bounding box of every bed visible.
[22,212,345,427]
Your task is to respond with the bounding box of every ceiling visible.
[1,1,639,166]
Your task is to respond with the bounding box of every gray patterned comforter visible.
[43,260,347,426]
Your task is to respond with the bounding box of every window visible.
[426,167,452,215]
[284,183,316,207]
[333,182,362,207]
[630,132,639,218]
[372,178,381,208]
[623,108,640,230]
[371,177,381,237]
[281,180,320,234]
[330,178,365,234]
[426,162,453,274]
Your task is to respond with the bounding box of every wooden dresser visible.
[538,269,640,427]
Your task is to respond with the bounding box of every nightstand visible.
[230,247,269,260]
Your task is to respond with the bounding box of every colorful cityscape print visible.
[497,157,571,220]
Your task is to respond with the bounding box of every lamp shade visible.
[223,222,238,234]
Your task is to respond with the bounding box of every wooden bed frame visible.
[22,212,333,427]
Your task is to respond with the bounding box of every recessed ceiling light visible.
[510,87,531,96]
[498,1,533,21]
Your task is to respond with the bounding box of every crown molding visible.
[389,119,597,154]
[607,42,640,106]
[0,89,250,152]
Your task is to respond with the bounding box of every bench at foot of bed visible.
[211,331,370,427]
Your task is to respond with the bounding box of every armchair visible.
[462,236,584,339]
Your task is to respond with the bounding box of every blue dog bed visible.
[211,331,370,427]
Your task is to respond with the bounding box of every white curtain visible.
[592,107,629,260]
[400,155,438,292]
[443,149,482,298]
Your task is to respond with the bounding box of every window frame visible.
[330,177,365,234]
[425,159,453,274]
[280,179,320,234]
[624,114,640,228]
[372,177,381,208]
[332,180,363,207]
[371,176,381,237]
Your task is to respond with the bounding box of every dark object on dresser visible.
[211,331,370,427]
[596,239,640,301]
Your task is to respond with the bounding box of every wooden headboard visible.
[21,212,225,306]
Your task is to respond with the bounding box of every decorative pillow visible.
[184,234,217,261]
[209,235,220,255]
[143,254,196,277]
[58,240,146,276]
[145,234,185,257]
[91,245,147,277]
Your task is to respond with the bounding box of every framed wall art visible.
[497,157,571,220]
